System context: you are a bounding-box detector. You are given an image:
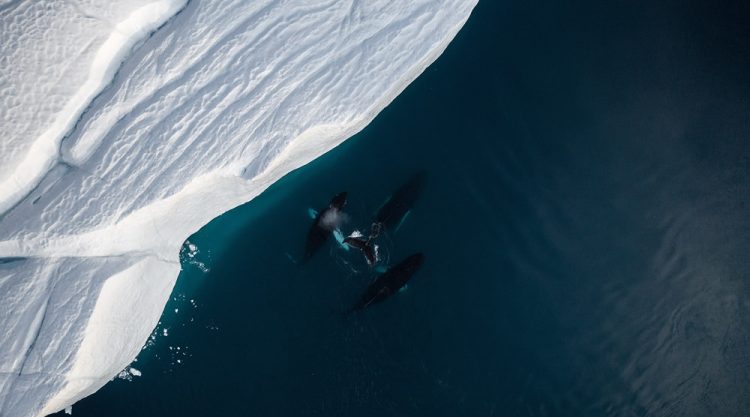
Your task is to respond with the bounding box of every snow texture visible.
[0,0,476,415]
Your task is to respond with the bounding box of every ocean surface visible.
[56,1,750,416]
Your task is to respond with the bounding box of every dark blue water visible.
[58,1,750,416]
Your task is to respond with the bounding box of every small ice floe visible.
[192,260,210,273]
[116,366,142,381]
[64,406,72,415]
[182,240,199,258]
[162,328,169,337]
[180,240,211,272]
[307,208,318,219]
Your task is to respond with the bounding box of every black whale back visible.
[375,172,426,230]
[301,191,348,262]
[351,253,425,311]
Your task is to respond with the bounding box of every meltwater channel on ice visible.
[0,1,476,416]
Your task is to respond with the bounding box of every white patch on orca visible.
[307,208,318,219]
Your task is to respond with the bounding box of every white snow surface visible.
[0,0,476,415]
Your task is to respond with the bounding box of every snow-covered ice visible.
[0,0,476,416]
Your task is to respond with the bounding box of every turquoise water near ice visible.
[57,1,750,416]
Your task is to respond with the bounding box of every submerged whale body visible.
[349,253,425,312]
[303,192,347,262]
[375,172,427,231]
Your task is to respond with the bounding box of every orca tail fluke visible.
[343,236,367,250]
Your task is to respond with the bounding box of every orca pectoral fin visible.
[333,229,348,250]
[377,196,392,213]
[307,208,319,219]
[394,210,411,233]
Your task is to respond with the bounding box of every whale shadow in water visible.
[375,171,427,233]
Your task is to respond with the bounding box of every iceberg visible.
[0,0,476,415]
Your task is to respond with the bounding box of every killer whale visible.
[349,253,425,312]
[302,192,347,262]
[375,172,426,232]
